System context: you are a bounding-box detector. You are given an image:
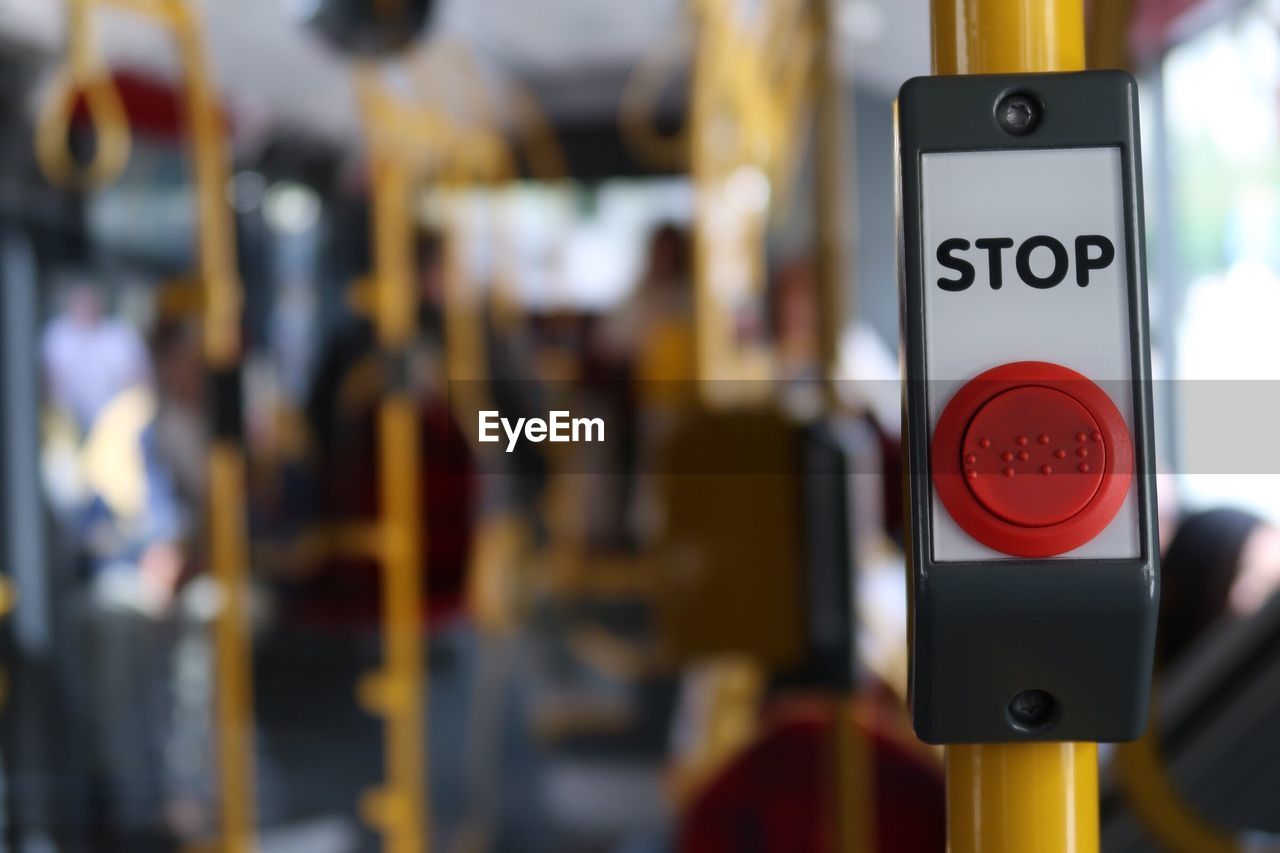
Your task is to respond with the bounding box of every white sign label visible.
[921,146,1140,562]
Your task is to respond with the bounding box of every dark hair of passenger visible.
[1158,507,1266,669]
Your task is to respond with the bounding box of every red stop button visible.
[932,362,1132,558]
[962,386,1105,526]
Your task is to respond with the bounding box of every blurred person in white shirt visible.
[42,277,150,433]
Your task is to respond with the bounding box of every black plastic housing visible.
[897,71,1160,744]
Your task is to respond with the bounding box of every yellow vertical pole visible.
[947,742,1098,853]
[813,0,847,402]
[38,3,257,846]
[206,445,256,853]
[809,0,875,849]
[931,0,1085,76]
[687,13,716,389]
[833,699,875,853]
[819,0,849,404]
[929,2,1097,852]
[357,74,430,853]
[1085,0,1135,70]
[166,3,258,851]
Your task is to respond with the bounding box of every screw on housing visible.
[996,92,1041,135]
[1008,689,1057,731]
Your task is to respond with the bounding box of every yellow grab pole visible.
[207,442,257,853]
[1085,0,1135,70]
[165,5,258,849]
[812,0,847,407]
[931,0,1085,76]
[165,2,242,369]
[79,0,260,848]
[167,2,258,850]
[930,2,1096,852]
[947,742,1098,853]
[351,51,544,848]
[0,577,15,708]
[356,71,430,853]
[44,1,258,845]
[808,0,875,848]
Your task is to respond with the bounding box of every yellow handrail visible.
[930,2,1095,850]
[685,0,818,392]
[1112,702,1241,852]
[163,7,258,850]
[618,16,691,171]
[35,0,132,189]
[0,578,15,708]
[623,0,818,199]
[352,50,565,851]
[932,0,1086,76]
[355,71,431,853]
[948,741,1099,853]
[43,2,258,849]
[688,0,816,195]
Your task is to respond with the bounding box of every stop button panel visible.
[921,141,1143,563]
[899,71,1159,744]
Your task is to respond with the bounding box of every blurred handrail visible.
[686,0,818,392]
[692,0,817,204]
[619,0,816,186]
[34,0,132,189]
[618,10,693,171]
[43,2,259,851]
[1112,703,1241,853]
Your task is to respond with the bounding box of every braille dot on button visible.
[1077,447,1088,458]
[1091,430,1102,441]
[937,362,1128,550]
[966,453,977,464]
[960,384,1107,528]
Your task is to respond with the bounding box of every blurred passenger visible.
[771,256,819,380]
[676,698,945,852]
[597,223,695,387]
[481,294,550,523]
[1159,507,1280,669]
[270,275,319,405]
[150,319,208,508]
[42,278,150,433]
[302,230,475,626]
[593,223,695,548]
[145,318,219,840]
[769,256,828,419]
[49,305,211,846]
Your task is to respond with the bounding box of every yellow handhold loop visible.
[35,0,133,189]
[691,0,815,189]
[620,0,814,187]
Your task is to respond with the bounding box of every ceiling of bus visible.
[1,0,929,144]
